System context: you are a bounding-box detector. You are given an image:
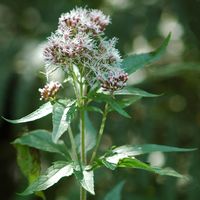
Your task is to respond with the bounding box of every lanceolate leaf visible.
[13,130,69,158]
[104,181,125,200]
[121,33,171,74]
[52,100,76,143]
[3,102,53,124]
[20,161,73,195]
[118,158,185,178]
[114,87,159,97]
[111,144,197,157]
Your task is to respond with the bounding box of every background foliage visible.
[0,0,200,199]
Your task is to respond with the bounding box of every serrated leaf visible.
[104,181,125,200]
[75,113,97,153]
[114,87,159,97]
[118,158,185,178]
[20,161,73,195]
[3,102,53,124]
[74,166,95,195]
[13,130,69,158]
[112,144,197,157]
[121,33,171,74]
[52,100,76,143]
[14,144,46,199]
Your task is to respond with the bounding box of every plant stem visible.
[68,126,78,161]
[80,78,87,200]
[90,103,109,164]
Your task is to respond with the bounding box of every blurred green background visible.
[0,0,200,199]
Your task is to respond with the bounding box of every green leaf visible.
[116,96,141,108]
[52,100,76,143]
[121,33,171,74]
[74,166,95,195]
[108,100,131,118]
[75,113,97,153]
[104,181,125,200]
[3,102,53,124]
[13,129,69,158]
[114,87,159,97]
[20,161,73,195]
[112,144,197,157]
[118,158,185,178]
[14,144,46,199]
[86,106,103,114]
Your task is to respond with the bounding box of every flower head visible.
[42,7,128,92]
[39,81,62,101]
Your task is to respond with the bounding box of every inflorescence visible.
[42,7,128,95]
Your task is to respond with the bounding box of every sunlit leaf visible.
[13,129,69,158]
[20,161,73,195]
[3,102,53,124]
[121,33,171,74]
[104,181,125,200]
[116,96,141,108]
[74,166,95,195]
[52,100,76,143]
[112,144,197,157]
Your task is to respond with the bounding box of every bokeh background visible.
[0,0,200,199]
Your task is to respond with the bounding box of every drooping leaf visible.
[75,113,97,153]
[3,102,53,124]
[74,166,95,195]
[20,161,73,195]
[14,144,46,199]
[121,33,171,74]
[13,129,69,158]
[118,158,185,178]
[114,87,159,97]
[52,100,76,143]
[104,181,125,200]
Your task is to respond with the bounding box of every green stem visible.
[90,103,109,164]
[68,126,78,161]
[80,77,87,200]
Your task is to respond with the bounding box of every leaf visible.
[74,166,95,195]
[104,181,125,200]
[86,106,103,114]
[116,96,141,108]
[52,100,76,143]
[114,87,159,97]
[3,102,53,124]
[13,129,69,158]
[108,100,131,118]
[14,144,46,199]
[118,158,185,178]
[75,113,97,153]
[20,161,73,195]
[112,144,197,157]
[121,33,171,74]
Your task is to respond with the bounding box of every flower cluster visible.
[43,7,128,92]
[39,81,61,101]
[98,70,128,92]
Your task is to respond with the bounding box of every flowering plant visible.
[5,7,195,200]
